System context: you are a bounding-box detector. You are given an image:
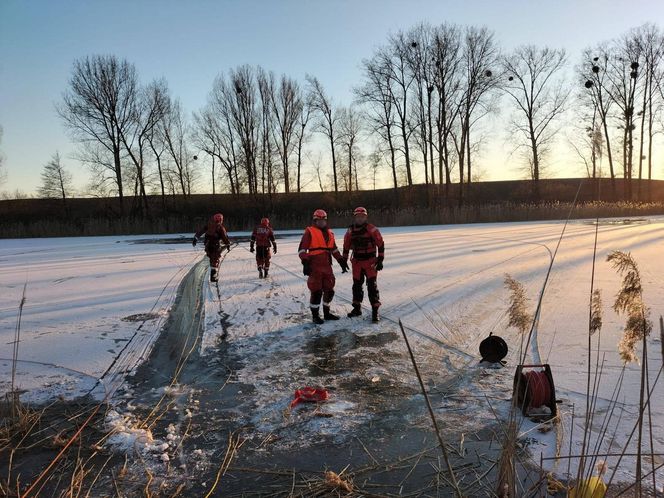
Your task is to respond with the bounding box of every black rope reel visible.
[479,332,508,364]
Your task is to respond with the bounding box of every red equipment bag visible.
[290,387,329,409]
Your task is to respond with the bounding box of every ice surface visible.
[2,218,663,483]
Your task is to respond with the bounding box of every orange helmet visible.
[213,213,223,223]
[313,209,327,220]
[261,217,270,227]
[353,207,368,216]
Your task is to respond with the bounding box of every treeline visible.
[4,179,664,238]
[36,21,664,218]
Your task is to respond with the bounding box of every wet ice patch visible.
[320,399,356,414]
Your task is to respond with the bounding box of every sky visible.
[1,0,663,195]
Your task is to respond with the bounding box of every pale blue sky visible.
[1,0,663,194]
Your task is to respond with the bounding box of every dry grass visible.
[1,401,43,498]
[203,431,245,498]
[558,252,661,496]
[0,395,41,443]
[589,289,602,336]
[607,251,653,363]
[0,477,20,497]
[324,470,354,493]
[504,274,532,337]
[496,420,518,497]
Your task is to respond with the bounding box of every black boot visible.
[323,306,340,320]
[347,304,362,318]
[372,308,380,323]
[258,268,264,279]
[264,268,269,277]
[311,307,324,325]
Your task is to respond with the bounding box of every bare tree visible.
[193,109,221,194]
[604,34,643,199]
[367,148,384,190]
[339,105,363,191]
[432,24,463,195]
[567,114,604,179]
[456,27,500,203]
[634,24,664,196]
[502,46,569,187]
[271,74,304,193]
[307,75,340,192]
[257,68,277,194]
[161,98,195,196]
[356,52,399,188]
[59,55,138,213]
[294,98,312,192]
[117,78,169,214]
[199,75,244,195]
[405,23,436,184]
[229,66,260,194]
[146,115,169,210]
[578,25,664,200]
[1,189,30,200]
[385,33,416,186]
[308,152,328,191]
[579,46,617,184]
[38,152,74,203]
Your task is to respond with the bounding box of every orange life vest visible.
[306,226,336,255]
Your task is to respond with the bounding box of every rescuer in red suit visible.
[250,217,277,279]
[342,207,384,323]
[298,209,349,324]
[193,213,231,282]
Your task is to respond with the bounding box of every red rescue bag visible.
[290,387,329,408]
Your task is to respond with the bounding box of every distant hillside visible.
[2,178,664,238]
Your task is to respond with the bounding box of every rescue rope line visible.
[139,240,238,430]
[87,251,199,397]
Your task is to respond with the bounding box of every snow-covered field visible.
[1,218,663,484]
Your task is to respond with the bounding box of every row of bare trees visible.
[56,55,367,210]
[356,22,570,200]
[193,68,368,196]
[52,23,664,208]
[194,66,310,196]
[575,24,664,199]
[358,22,664,201]
[58,56,198,215]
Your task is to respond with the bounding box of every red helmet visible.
[313,209,327,220]
[261,217,270,227]
[353,207,368,216]
[213,213,223,223]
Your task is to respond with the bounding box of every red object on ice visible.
[290,387,329,408]
[513,364,557,417]
[522,370,551,408]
